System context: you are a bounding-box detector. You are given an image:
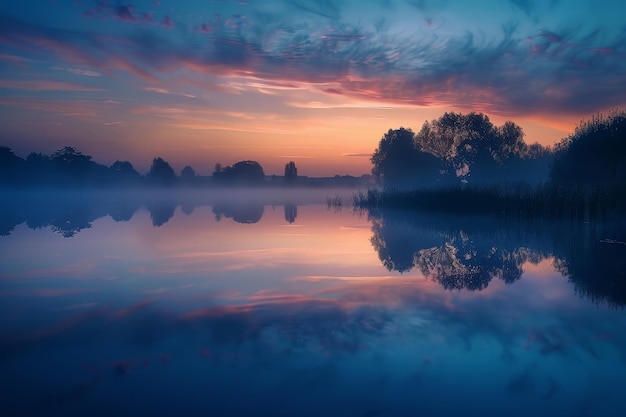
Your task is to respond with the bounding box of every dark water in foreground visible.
[1,190,626,417]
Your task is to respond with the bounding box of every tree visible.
[371,128,417,186]
[147,157,176,185]
[284,161,297,181]
[49,146,108,184]
[550,110,626,189]
[51,146,92,169]
[213,160,265,183]
[180,165,196,179]
[371,128,442,189]
[110,161,139,178]
[0,146,26,184]
[413,112,537,184]
[497,121,526,161]
[109,160,140,185]
[25,152,56,183]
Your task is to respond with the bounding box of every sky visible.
[1,0,625,176]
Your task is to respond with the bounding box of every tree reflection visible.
[2,191,625,306]
[0,190,274,234]
[369,208,626,305]
[0,191,143,237]
[414,238,531,290]
[284,203,297,224]
[212,202,264,224]
[370,214,440,273]
[147,201,177,227]
[550,222,626,306]
[369,209,549,290]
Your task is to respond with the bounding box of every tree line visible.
[371,110,626,190]
[364,110,626,218]
[0,146,302,187]
[371,111,553,188]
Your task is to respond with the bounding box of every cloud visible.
[47,66,102,80]
[115,5,137,22]
[0,80,103,91]
[143,86,195,98]
[341,153,371,157]
[82,1,173,28]
[63,68,103,77]
[287,0,342,19]
[0,53,31,63]
[509,0,534,16]
[0,97,102,117]
[2,1,626,117]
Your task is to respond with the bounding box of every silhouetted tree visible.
[0,146,26,184]
[284,161,297,182]
[551,110,626,189]
[181,165,196,179]
[24,152,56,183]
[48,146,108,184]
[147,157,176,185]
[371,128,443,189]
[51,146,92,168]
[109,160,140,184]
[213,160,265,183]
[411,112,550,185]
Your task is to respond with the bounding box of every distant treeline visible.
[362,110,626,217]
[0,147,371,188]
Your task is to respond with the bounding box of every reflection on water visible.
[369,207,626,306]
[284,203,298,224]
[1,189,626,416]
[213,202,265,224]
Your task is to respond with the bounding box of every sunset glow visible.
[1,0,625,175]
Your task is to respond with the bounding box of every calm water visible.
[1,189,626,417]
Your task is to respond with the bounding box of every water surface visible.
[1,189,625,417]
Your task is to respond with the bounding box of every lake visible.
[1,188,626,417]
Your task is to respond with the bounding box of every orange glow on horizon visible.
[2,71,588,176]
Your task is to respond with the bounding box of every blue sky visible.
[1,0,625,175]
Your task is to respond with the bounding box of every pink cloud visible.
[0,80,103,91]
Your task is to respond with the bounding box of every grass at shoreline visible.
[352,185,626,221]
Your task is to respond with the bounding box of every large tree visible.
[371,128,443,189]
[413,112,541,184]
